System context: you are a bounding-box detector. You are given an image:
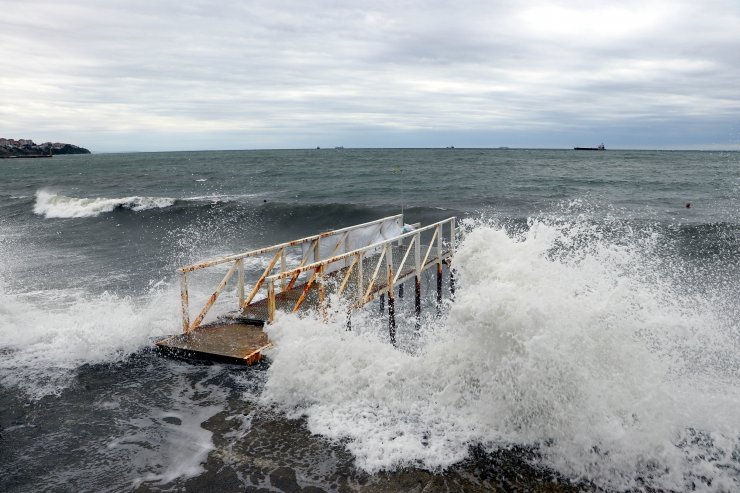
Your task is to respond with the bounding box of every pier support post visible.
[386,243,397,345]
[388,290,397,345]
[448,260,455,301]
[380,293,385,313]
[398,283,404,299]
[436,263,443,314]
[414,276,421,330]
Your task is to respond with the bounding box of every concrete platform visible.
[155,322,271,365]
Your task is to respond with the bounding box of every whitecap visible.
[33,190,175,218]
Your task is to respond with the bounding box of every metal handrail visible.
[179,214,403,332]
[179,214,402,273]
[264,217,456,323]
[266,218,453,282]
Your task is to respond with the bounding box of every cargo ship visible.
[574,143,605,150]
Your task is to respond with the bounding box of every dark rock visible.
[0,138,91,158]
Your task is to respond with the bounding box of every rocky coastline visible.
[0,138,91,158]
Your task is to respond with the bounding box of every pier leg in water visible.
[388,289,397,345]
[448,260,455,301]
[415,276,421,331]
[380,293,385,313]
[346,308,352,331]
[436,263,443,315]
[398,283,404,299]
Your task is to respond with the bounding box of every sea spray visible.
[0,280,179,399]
[262,217,740,491]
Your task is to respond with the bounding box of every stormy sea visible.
[1,148,738,492]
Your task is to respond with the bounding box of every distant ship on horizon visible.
[574,143,606,151]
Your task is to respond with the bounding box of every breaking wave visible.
[33,190,176,218]
[262,216,740,492]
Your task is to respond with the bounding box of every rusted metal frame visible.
[337,254,360,297]
[287,239,316,291]
[329,231,350,263]
[237,259,245,307]
[179,214,402,273]
[267,218,454,284]
[188,261,239,332]
[363,250,446,303]
[356,252,364,305]
[420,226,440,271]
[318,264,326,321]
[280,249,286,292]
[293,266,320,312]
[260,217,455,317]
[180,271,190,332]
[363,247,387,303]
[268,279,276,323]
[241,248,283,308]
[393,235,416,284]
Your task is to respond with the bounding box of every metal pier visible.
[155,215,456,364]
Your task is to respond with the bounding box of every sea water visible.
[0,149,738,491]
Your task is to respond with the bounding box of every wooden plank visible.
[155,322,270,365]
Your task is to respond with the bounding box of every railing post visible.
[237,259,245,308]
[267,278,276,324]
[180,271,190,333]
[386,243,396,345]
[318,264,326,321]
[280,248,286,293]
[357,252,363,306]
[450,217,456,255]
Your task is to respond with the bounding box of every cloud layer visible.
[1,0,739,150]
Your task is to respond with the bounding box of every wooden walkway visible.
[156,322,270,365]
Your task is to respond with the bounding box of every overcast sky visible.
[1,0,739,151]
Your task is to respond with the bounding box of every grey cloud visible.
[1,0,738,151]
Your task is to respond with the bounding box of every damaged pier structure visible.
[156,215,456,364]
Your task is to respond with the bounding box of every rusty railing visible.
[178,214,403,333]
[263,217,456,342]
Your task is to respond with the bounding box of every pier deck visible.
[156,322,269,365]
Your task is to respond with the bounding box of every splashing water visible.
[261,217,740,491]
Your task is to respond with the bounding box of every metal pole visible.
[414,231,421,330]
[280,248,286,293]
[318,264,326,322]
[267,278,276,324]
[415,276,421,330]
[180,271,190,333]
[449,260,456,301]
[436,263,443,314]
[237,259,245,308]
[386,244,396,345]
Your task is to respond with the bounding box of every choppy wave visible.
[262,216,740,492]
[0,281,179,399]
[33,190,176,218]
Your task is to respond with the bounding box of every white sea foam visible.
[33,189,175,218]
[0,280,179,398]
[262,218,740,491]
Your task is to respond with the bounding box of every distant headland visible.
[0,138,91,158]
